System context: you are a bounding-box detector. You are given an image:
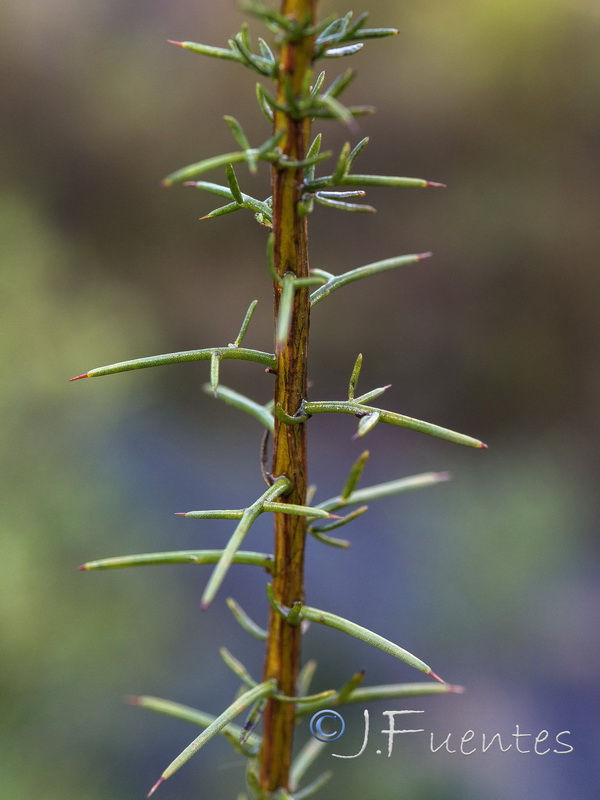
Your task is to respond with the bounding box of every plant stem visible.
[260,0,317,792]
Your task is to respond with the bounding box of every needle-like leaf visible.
[310,252,430,306]
[201,478,290,610]
[210,351,221,395]
[129,695,261,755]
[309,504,368,535]
[239,0,294,32]
[308,527,351,549]
[203,384,274,432]
[276,273,296,349]
[323,68,355,99]
[346,136,369,170]
[231,299,259,347]
[199,201,242,220]
[292,771,333,800]
[290,737,327,791]
[226,597,268,641]
[224,115,252,152]
[304,399,487,448]
[180,500,335,521]
[353,384,391,404]
[256,82,275,121]
[340,450,370,499]
[332,142,351,184]
[188,180,273,221]
[69,345,276,380]
[220,647,258,688]
[79,550,273,571]
[168,39,243,63]
[297,680,463,717]
[347,353,362,399]
[162,127,285,187]
[266,587,446,682]
[305,173,446,191]
[162,150,252,187]
[312,93,355,127]
[314,194,375,213]
[147,679,278,795]
[346,27,398,41]
[296,659,318,698]
[226,163,244,205]
[355,411,380,437]
[323,43,364,58]
[316,471,452,513]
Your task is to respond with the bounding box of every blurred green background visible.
[2,0,599,798]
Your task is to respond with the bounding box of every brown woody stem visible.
[259,0,317,793]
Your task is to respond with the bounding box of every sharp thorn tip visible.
[125,695,141,705]
[147,777,164,797]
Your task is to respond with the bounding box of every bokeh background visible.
[2,0,599,798]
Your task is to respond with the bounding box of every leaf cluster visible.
[163,9,439,222]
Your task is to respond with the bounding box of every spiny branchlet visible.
[72,2,486,797]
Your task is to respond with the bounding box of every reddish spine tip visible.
[479,442,489,450]
[436,471,452,482]
[200,601,210,612]
[429,670,446,685]
[417,251,433,260]
[174,512,187,516]
[167,40,184,47]
[69,373,89,381]
[448,684,465,694]
[159,179,171,188]
[125,695,141,705]
[328,513,344,520]
[425,181,447,188]
[183,181,196,187]
[147,776,164,798]
[77,564,88,571]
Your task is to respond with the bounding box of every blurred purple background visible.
[2,1,599,798]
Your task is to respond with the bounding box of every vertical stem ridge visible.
[260,0,317,792]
